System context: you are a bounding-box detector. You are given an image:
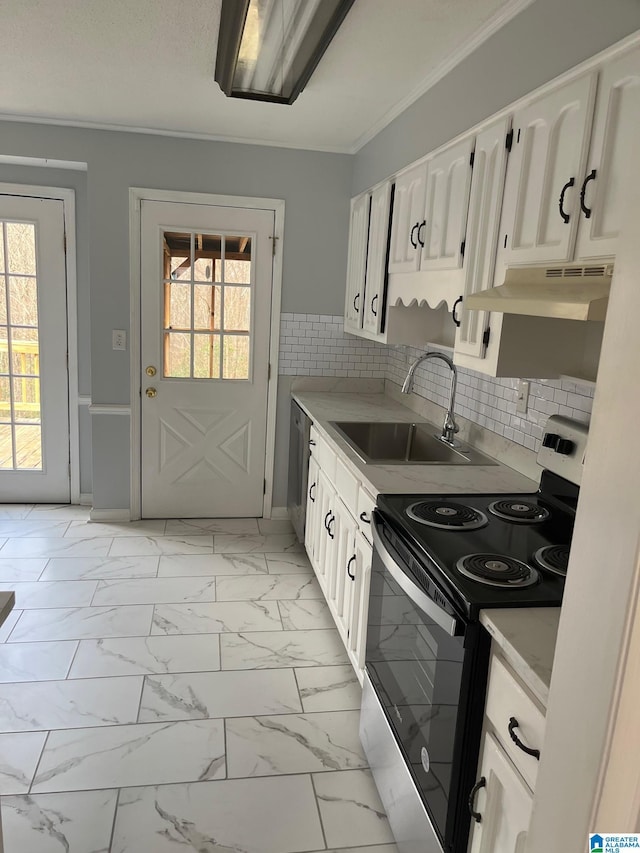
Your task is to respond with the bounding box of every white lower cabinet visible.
[304,424,374,682]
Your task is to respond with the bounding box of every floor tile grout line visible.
[27,728,52,794]
[309,772,330,851]
[63,639,81,680]
[107,786,122,852]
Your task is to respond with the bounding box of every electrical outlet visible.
[516,379,530,414]
[112,329,127,351]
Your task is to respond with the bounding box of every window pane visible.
[7,223,36,275]
[194,258,214,282]
[0,424,12,468]
[163,332,191,378]
[0,276,6,324]
[0,226,5,269]
[0,325,7,374]
[194,334,221,378]
[214,259,223,282]
[164,232,191,281]
[11,336,39,376]
[0,376,10,422]
[194,285,221,331]
[223,336,250,380]
[195,233,221,282]
[223,287,251,332]
[165,282,191,330]
[225,236,252,284]
[12,326,38,343]
[15,424,42,469]
[12,377,40,422]
[9,277,39,327]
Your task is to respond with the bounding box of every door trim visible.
[0,182,80,503]
[129,188,284,520]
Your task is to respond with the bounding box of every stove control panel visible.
[537,415,589,485]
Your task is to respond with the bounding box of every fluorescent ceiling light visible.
[215,0,355,104]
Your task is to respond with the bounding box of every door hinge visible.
[263,478,267,495]
[503,233,508,249]
[270,235,279,256]
[482,327,491,348]
[469,150,475,168]
[460,240,466,258]
[516,128,521,144]
[505,129,514,152]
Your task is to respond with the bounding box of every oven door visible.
[361,512,488,853]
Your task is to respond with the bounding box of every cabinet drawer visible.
[356,486,376,541]
[334,458,358,516]
[484,654,545,790]
[310,427,336,482]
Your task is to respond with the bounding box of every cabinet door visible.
[344,192,370,333]
[315,472,336,593]
[468,733,533,853]
[304,455,321,568]
[455,117,511,359]
[388,162,427,274]
[362,182,392,336]
[348,530,373,673]
[574,45,640,261]
[498,74,596,266]
[331,499,357,642]
[420,135,474,271]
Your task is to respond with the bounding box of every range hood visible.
[464,264,614,321]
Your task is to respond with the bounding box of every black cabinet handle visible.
[324,510,332,531]
[359,511,371,524]
[580,169,597,219]
[309,482,316,502]
[371,294,378,317]
[410,223,419,249]
[452,295,463,327]
[347,555,356,580]
[558,177,575,224]
[468,776,486,823]
[353,292,360,313]
[309,439,316,447]
[327,513,335,540]
[417,219,426,248]
[508,717,540,760]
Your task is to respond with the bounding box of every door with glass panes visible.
[0,195,70,503]
[140,200,274,518]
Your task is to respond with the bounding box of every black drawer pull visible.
[327,514,335,540]
[347,555,356,580]
[580,168,597,218]
[359,511,371,524]
[508,716,540,760]
[371,294,378,317]
[468,776,486,823]
[309,439,316,447]
[309,482,316,502]
[451,295,463,327]
[558,177,575,224]
[410,222,419,249]
[324,510,332,531]
[417,219,426,248]
[353,292,360,313]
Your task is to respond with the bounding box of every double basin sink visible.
[329,421,497,466]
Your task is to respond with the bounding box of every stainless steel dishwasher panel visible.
[287,400,311,542]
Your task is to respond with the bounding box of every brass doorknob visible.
[145,365,157,376]
[146,387,157,398]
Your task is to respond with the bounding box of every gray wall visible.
[353,0,640,192]
[0,123,352,509]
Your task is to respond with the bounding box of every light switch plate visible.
[112,329,127,351]
[516,380,529,414]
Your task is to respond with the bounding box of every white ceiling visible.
[0,0,530,154]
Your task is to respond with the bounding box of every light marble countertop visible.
[480,607,560,707]
[0,590,15,628]
[293,391,538,496]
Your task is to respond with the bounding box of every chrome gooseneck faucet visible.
[401,351,460,446]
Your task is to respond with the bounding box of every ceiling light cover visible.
[215,0,355,104]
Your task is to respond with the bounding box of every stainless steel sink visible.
[329,421,497,466]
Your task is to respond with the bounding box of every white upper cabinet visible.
[362,182,393,336]
[455,117,511,359]
[498,73,597,267]
[420,135,475,271]
[344,192,370,334]
[388,162,427,274]
[574,44,640,260]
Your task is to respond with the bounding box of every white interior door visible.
[140,200,275,518]
[0,195,70,503]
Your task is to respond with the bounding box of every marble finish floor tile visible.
[92,577,216,606]
[157,552,267,577]
[40,555,160,581]
[165,517,260,535]
[0,536,113,558]
[226,710,366,777]
[0,520,70,538]
[265,551,313,573]
[64,519,167,537]
[0,557,47,582]
[221,629,350,670]
[9,605,154,642]
[310,847,398,853]
[109,535,213,556]
[32,719,226,792]
[0,675,142,732]
[0,731,47,793]
[0,608,22,642]
[296,665,362,712]
[214,533,303,553]
[257,518,295,534]
[69,635,221,678]
[6,580,98,609]
[313,769,396,848]
[278,599,336,630]
[27,504,91,520]
[216,572,322,601]
[152,601,282,635]
[112,776,325,853]
[138,668,301,722]
[0,504,33,519]
[2,789,118,852]
[0,640,78,683]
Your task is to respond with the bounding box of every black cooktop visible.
[376,471,575,619]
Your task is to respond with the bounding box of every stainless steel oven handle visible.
[372,516,459,637]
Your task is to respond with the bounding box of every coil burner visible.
[456,553,540,588]
[406,501,488,531]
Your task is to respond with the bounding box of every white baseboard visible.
[269,507,290,520]
[89,508,131,522]
[79,493,93,506]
